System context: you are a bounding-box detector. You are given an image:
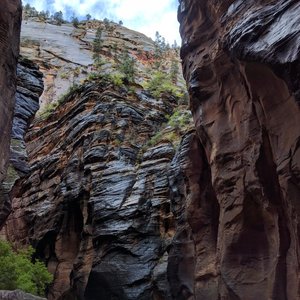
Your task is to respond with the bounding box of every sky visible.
[22,0,181,44]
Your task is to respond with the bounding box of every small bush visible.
[38,84,81,120]
[86,72,124,87]
[38,102,58,119]
[144,71,184,99]
[60,72,68,79]
[110,73,124,87]
[0,240,53,297]
[118,49,135,83]
[72,16,79,28]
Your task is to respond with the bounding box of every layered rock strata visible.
[0,58,43,227]
[4,82,186,299]
[177,0,300,299]
[0,0,22,225]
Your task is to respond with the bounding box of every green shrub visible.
[0,240,53,297]
[93,28,104,68]
[86,72,124,87]
[38,102,58,119]
[60,72,68,79]
[118,49,135,83]
[144,71,184,99]
[38,84,81,120]
[167,110,192,132]
[110,73,124,87]
[72,16,79,28]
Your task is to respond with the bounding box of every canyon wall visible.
[0,58,43,226]
[4,81,187,300]
[0,0,22,225]
[177,0,300,299]
[2,1,300,299]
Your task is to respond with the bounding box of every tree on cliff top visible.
[118,47,136,83]
[0,240,53,297]
[93,27,104,68]
[53,11,64,25]
[154,31,167,69]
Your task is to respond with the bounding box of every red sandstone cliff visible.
[176,0,300,299]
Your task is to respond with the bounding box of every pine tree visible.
[170,59,179,84]
[53,11,64,25]
[119,48,135,83]
[154,31,167,70]
[93,28,104,68]
[72,16,79,28]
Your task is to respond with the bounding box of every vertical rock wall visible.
[0,0,22,226]
[177,0,300,299]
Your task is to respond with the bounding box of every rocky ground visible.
[178,0,300,299]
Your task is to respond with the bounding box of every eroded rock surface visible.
[0,290,45,300]
[4,81,186,299]
[178,0,300,299]
[0,0,22,225]
[0,58,43,227]
[20,19,183,109]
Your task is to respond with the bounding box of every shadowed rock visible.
[0,0,22,226]
[177,0,300,299]
[0,58,43,228]
[4,82,182,299]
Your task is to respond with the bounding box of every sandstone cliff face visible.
[178,0,300,299]
[0,0,22,225]
[20,20,183,110]
[3,15,193,300]
[4,80,192,299]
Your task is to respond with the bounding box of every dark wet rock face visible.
[0,0,22,225]
[11,58,43,175]
[178,0,300,299]
[4,83,183,300]
[0,58,43,227]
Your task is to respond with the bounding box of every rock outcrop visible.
[177,0,300,299]
[4,80,189,299]
[4,1,298,299]
[20,19,182,110]
[3,14,192,300]
[0,290,46,300]
[0,58,43,227]
[0,0,22,226]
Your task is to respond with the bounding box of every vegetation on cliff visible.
[0,240,53,296]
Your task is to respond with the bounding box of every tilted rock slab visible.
[177,0,300,299]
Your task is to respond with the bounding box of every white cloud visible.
[23,0,181,44]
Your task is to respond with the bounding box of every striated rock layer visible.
[178,0,300,299]
[4,81,189,299]
[0,58,43,226]
[0,0,22,225]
